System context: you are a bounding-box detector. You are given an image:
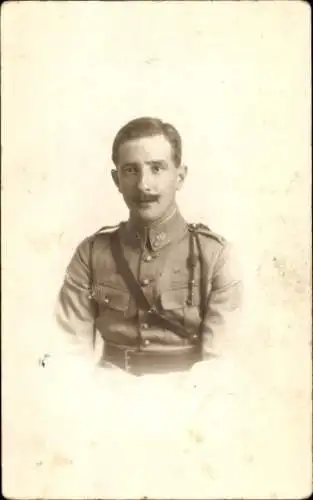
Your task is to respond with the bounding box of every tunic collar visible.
[121,206,188,251]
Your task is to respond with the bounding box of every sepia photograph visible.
[1,1,311,498]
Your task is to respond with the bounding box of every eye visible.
[122,164,139,175]
[151,165,161,173]
[150,162,165,173]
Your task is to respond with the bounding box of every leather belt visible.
[103,343,200,376]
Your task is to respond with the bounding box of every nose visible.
[137,167,153,192]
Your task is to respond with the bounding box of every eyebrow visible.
[120,162,139,169]
[120,160,168,169]
[146,160,168,167]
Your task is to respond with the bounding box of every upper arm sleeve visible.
[56,237,97,347]
[201,242,243,359]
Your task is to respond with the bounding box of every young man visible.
[56,117,242,376]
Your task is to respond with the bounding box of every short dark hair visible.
[112,117,182,167]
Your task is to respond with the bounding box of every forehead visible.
[116,134,173,165]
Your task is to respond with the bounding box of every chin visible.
[133,207,163,223]
[136,211,160,223]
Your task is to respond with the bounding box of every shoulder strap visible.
[188,224,207,340]
[189,222,226,245]
[110,230,150,311]
[94,224,120,235]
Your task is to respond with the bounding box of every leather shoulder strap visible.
[110,230,151,311]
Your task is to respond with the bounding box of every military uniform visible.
[56,209,242,375]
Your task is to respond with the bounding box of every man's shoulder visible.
[188,222,227,247]
[75,224,121,253]
[187,223,236,272]
[93,223,121,237]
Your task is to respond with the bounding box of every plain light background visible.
[1,1,312,498]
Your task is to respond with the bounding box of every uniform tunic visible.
[34,209,247,496]
[56,209,242,367]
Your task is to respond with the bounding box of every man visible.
[56,117,242,377]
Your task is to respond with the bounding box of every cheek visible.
[118,178,136,196]
[161,176,179,195]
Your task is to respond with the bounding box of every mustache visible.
[132,194,159,202]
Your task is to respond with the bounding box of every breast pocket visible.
[160,285,202,331]
[92,283,132,317]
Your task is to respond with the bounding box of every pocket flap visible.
[160,286,200,310]
[93,284,130,311]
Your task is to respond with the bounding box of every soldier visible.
[56,117,242,377]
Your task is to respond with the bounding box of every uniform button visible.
[157,231,166,241]
[148,307,157,314]
[141,323,149,329]
[140,278,149,286]
[143,254,152,262]
[143,339,150,346]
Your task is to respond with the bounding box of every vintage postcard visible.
[1,1,311,498]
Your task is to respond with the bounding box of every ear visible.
[111,169,120,190]
[176,164,188,191]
